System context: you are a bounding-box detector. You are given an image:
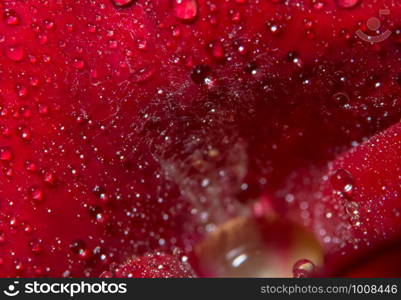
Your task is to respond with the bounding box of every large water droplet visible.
[335,0,360,8]
[173,0,198,21]
[330,168,354,195]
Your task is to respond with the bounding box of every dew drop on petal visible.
[0,147,12,161]
[131,65,155,83]
[194,216,323,277]
[332,92,349,103]
[29,239,43,254]
[73,58,85,70]
[207,41,225,60]
[4,10,20,25]
[191,65,214,86]
[0,231,6,244]
[30,186,44,202]
[70,239,86,255]
[16,85,28,97]
[6,45,25,62]
[25,161,37,172]
[43,171,56,186]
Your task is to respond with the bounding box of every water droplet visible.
[313,1,325,10]
[73,58,85,70]
[15,85,28,97]
[345,201,359,216]
[287,51,302,67]
[9,217,18,227]
[44,19,55,30]
[131,65,155,83]
[28,55,37,64]
[236,44,247,55]
[207,41,225,60]
[4,167,12,177]
[29,77,39,87]
[0,147,12,161]
[93,186,110,203]
[266,21,282,35]
[17,126,31,141]
[24,223,33,233]
[43,171,56,186]
[396,73,401,87]
[332,92,350,103]
[335,0,360,8]
[330,168,354,195]
[42,54,52,64]
[173,0,198,21]
[70,239,91,260]
[195,216,322,277]
[171,26,181,37]
[191,65,216,86]
[109,40,118,49]
[37,34,48,45]
[230,10,242,22]
[4,10,20,25]
[292,259,315,278]
[25,161,37,172]
[0,231,6,244]
[111,0,136,7]
[87,23,97,33]
[345,201,362,226]
[29,186,44,202]
[38,104,49,115]
[137,39,147,51]
[66,23,74,32]
[6,45,25,61]
[1,126,11,137]
[29,239,43,254]
[14,260,24,273]
[245,62,258,75]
